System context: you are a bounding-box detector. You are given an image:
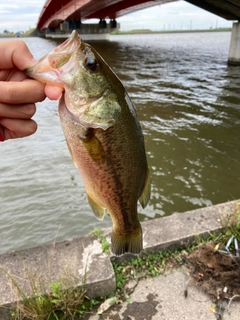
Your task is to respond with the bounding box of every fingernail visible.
[0,133,4,142]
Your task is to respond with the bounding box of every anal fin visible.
[139,168,151,209]
[87,192,105,220]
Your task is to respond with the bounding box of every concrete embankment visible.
[0,199,239,319]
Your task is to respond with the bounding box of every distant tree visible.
[3,30,10,34]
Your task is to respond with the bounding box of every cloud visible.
[0,1,44,32]
[117,1,233,31]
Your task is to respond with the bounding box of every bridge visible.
[37,0,240,30]
[37,0,240,64]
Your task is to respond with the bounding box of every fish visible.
[26,30,151,256]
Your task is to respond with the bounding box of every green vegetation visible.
[220,202,240,240]
[111,232,225,303]
[0,27,232,38]
[111,27,232,35]
[7,272,88,320]
[91,228,111,254]
[0,28,36,38]
[112,249,187,304]
[4,203,240,319]
[6,272,104,320]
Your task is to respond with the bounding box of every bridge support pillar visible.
[228,22,240,65]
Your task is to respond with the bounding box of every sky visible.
[0,0,234,33]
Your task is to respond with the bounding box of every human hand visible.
[0,39,63,141]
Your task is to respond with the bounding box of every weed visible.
[111,248,189,303]
[4,264,105,320]
[7,271,86,320]
[220,202,240,241]
[91,228,111,254]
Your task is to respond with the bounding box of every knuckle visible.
[38,91,46,102]
[26,120,37,135]
[25,103,36,116]
[29,81,46,102]
[19,103,36,118]
[5,85,15,101]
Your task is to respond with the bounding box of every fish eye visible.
[85,57,98,71]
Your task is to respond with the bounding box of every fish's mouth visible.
[25,30,81,85]
[53,30,80,55]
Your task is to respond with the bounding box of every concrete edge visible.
[0,199,239,318]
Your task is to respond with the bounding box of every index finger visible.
[0,39,37,71]
[0,80,45,104]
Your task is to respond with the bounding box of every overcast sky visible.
[0,0,233,33]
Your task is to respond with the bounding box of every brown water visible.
[1,32,240,254]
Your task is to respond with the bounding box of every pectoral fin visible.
[139,168,151,209]
[87,192,105,220]
[79,128,105,163]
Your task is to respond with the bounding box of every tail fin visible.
[111,224,143,256]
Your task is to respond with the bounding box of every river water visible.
[1,32,240,254]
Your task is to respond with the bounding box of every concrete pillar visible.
[228,21,240,65]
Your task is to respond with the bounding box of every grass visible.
[3,203,240,319]
[8,272,88,320]
[3,260,102,320]
[110,27,232,35]
[2,229,109,320]
[91,228,111,254]
[111,249,186,304]
[220,202,240,240]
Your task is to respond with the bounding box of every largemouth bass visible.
[26,30,150,256]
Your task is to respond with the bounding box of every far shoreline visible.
[0,27,232,38]
[110,27,232,35]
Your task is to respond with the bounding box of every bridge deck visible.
[37,0,240,30]
[186,0,240,21]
